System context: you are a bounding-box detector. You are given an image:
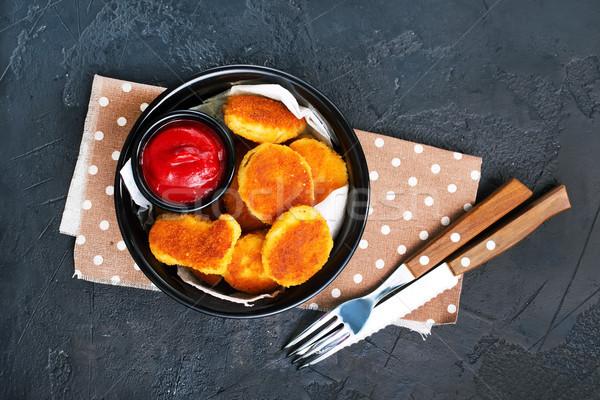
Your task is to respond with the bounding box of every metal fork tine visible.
[284,311,339,350]
[297,332,351,370]
[292,327,347,364]
[287,317,341,358]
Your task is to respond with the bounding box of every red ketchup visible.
[141,120,226,205]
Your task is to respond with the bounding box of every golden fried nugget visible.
[262,206,333,287]
[222,95,306,143]
[149,213,241,275]
[221,140,268,232]
[238,143,314,223]
[223,231,280,294]
[222,184,267,232]
[191,270,223,286]
[289,138,348,204]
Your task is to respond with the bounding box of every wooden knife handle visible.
[405,178,532,278]
[447,185,571,275]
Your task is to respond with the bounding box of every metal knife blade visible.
[301,262,459,364]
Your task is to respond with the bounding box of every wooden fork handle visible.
[446,185,571,275]
[405,178,532,278]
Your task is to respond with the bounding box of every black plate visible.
[114,65,370,318]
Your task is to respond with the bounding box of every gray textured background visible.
[1,0,599,399]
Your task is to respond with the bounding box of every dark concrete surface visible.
[1,0,599,399]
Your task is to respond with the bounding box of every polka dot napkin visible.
[60,75,481,328]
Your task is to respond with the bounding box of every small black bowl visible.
[114,65,370,318]
[131,110,236,213]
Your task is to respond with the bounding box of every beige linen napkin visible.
[60,75,481,327]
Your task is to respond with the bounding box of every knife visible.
[306,184,571,364]
[363,178,533,304]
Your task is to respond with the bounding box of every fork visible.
[289,184,571,368]
[285,178,533,366]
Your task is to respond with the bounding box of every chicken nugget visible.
[221,140,268,232]
[223,231,280,294]
[238,143,314,224]
[222,184,267,232]
[222,95,306,144]
[262,206,333,287]
[149,213,241,275]
[289,138,348,204]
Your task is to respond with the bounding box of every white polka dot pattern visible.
[302,131,483,319]
[331,288,341,298]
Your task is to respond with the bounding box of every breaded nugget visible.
[222,184,267,232]
[222,95,306,143]
[262,206,333,287]
[149,213,241,275]
[223,231,279,294]
[221,139,268,232]
[191,270,223,286]
[289,138,348,204]
[238,143,314,223]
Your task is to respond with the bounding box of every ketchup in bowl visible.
[140,119,227,205]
